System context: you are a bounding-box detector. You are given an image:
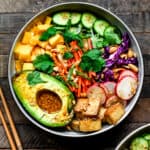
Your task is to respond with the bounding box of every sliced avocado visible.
[13,71,75,127]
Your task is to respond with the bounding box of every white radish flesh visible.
[118,70,137,81]
[116,76,138,100]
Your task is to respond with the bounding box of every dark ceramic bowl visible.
[116,124,150,150]
[8,2,144,137]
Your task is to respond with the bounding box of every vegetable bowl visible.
[115,124,150,150]
[8,2,144,137]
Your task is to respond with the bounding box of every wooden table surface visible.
[0,0,150,149]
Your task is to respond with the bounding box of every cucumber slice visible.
[94,20,109,36]
[71,12,81,25]
[104,26,121,44]
[81,13,96,29]
[69,27,81,34]
[130,137,149,150]
[143,134,150,141]
[53,12,71,26]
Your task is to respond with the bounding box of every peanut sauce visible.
[36,90,62,113]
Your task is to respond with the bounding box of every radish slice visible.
[99,83,109,97]
[87,85,106,105]
[116,76,138,100]
[118,70,137,81]
[103,81,116,96]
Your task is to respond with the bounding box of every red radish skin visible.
[118,70,137,81]
[116,76,138,100]
[87,85,106,105]
[99,83,109,97]
[103,81,116,96]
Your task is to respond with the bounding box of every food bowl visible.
[116,124,150,150]
[8,2,144,137]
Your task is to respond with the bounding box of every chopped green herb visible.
[33,54,54,74]
[63,31,83,48]
[67,65,75,81]
[68,80,78,88]
[104,26,121,44]
[76,71,90,80]
[79,49,105,72]
[39,27,57,41]
[27,71,46,86]
[63,52,74,59]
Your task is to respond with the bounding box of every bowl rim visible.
[8,2,144,137]
[115,123,150,150]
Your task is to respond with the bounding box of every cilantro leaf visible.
[104,26,121,44]
[33,54,54,74]
[39,27,57,41]
[63,52,74,59]
[79,49,105,72]
[27,71,46,86]
[83,49,102,59]
[63,31,83,47]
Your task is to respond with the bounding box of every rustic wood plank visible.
[0,0,30,12]
[107,0,150,13]
[0,13,34,34]
[0,55,8,78]
[0,12,149,33]
[0,0,149,13]
[0,123,147,149]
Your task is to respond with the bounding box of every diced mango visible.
[22,32,34,44]
[44,16,52,25]
[37,24,50,32]
[37,41,49,48]
[22,32,40,46]
[15,60,23,73]
[29,34,40,46]
[56,44,67,53]
[49,34,64,48]
[22,63,35,71]
[31,47,45,61]
[14,43,33,62]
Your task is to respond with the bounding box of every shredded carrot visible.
[52,53,61,68]
[77,77,82,97]
[87,38,93,49]
[77,50,83,57]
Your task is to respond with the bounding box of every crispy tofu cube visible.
[79,118,102,132]
[105,103,125,124]
[71,120,80,131]
[22,32,34,44]
[56,44,67,53]
[44,16,52,25]
[74,98,89,113]
[22,63,35,71]
[14,43,33,62]
[49,34,64,48]
[83,99,101,116]
[98,107,107,121]
[15,60,23,73]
